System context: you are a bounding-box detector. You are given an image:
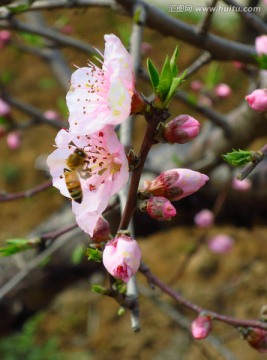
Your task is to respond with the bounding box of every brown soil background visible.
[0,5,266,360]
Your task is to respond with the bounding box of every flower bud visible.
[44,110,60,121]
[245,89,267,112]
[7,131,22,150]
[191,315,212,339]
[255,35,267,56]
[141,42,153,56]
[146,196,176,221]
[246,328,267,353]
[0,99,10,116]
[214,83,232,98]
[190,80,203,92]
[232,178,252,191]
[144,169,209,202]
[163,115,200,144]
[0,30,11,48]
[208,234,234,254]
[102,234,142,283]
[91,217,110,243]
[194,209,214,228]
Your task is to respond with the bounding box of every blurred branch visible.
[185,52,212,78]
[0,19,97,55]
[0,180,52,203]
[237,144,267,180]
[197,0,219,35]
[223,0,267,34]
[116,0,257,64]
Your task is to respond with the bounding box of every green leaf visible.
[170,46,179,77]
[7,4,29,13]
[86,247,102,263]
[222,149,252,167]
[91,284,108,295]
[164,69,188,105]
[147,58,160,91]
[0,238,32,256]
[255,54,267,70]
[19,32,44,47]
[71,245,85,265]
[157,56,173,101]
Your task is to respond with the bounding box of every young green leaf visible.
[255,54,267,70]
[164,69,188,105]
[157,56,173,101]
[86,247,102,262]
[170,46,179,77]
[71,245,85,265]
[205,63,222,89]
[147,58,160,91]
[222,149,253,167]
[0,238,32,256]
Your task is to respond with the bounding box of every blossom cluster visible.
[46,34,209,283]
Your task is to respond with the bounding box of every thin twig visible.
[237,145,267,180]
[140,262,267,331]
[185,52,213,79]
[0,180,52,202]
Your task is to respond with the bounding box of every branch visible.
[197,0,219,36]
[116,0,256,64]
[140,262,267,331]
[0,180,52,202]
[223,0,267,34]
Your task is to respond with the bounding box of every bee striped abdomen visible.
[64,168,83,204]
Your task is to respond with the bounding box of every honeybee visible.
[64,148,87,204]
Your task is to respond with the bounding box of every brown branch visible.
[140,262,267,331]
[197,0,219,36]
[0,180,52,202]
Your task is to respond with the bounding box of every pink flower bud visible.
[141,42,153,56]
[44,110,60,121]
[245,89,267,112]
[214,83,232,98]
[232,61,245,70]
[190,80,203,92]
[191,315,212,339]
[7,131,22,150]
[0,99,10,116]
[144,169,209,202]
[208,234,234,254]
[232,178,252,191]
[255,35,267,56]
[194,209,214,228]
[247,328,267,353]
[60,24,74,35]
[91,217,110,242]
[147,196,176,221]
[163,115,200,144]
[199,95,213,107]
[102,234,142,283]
[0,30,11,48]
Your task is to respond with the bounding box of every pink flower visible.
[102,234,142,282]
[0,99,10,116]
[232,178,252,191]
[190,80,203,92]
[245,89,267,112]
[163,115,200,144]
[194,209,214,228]
[67,34,134,135]
[144,169,209,202]
[208,234,234,254]
[191,315,212,339]
[7,131,21,150]
[247,328,267,353]
[92,216,110,242]
[147,196,176,221]
[255,35,267,56]
[46,125,129,236]
[215,83,232,98]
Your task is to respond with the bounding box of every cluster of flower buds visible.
[191,314,212,339]
[102,234,142,283]
[139,169,208,222]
